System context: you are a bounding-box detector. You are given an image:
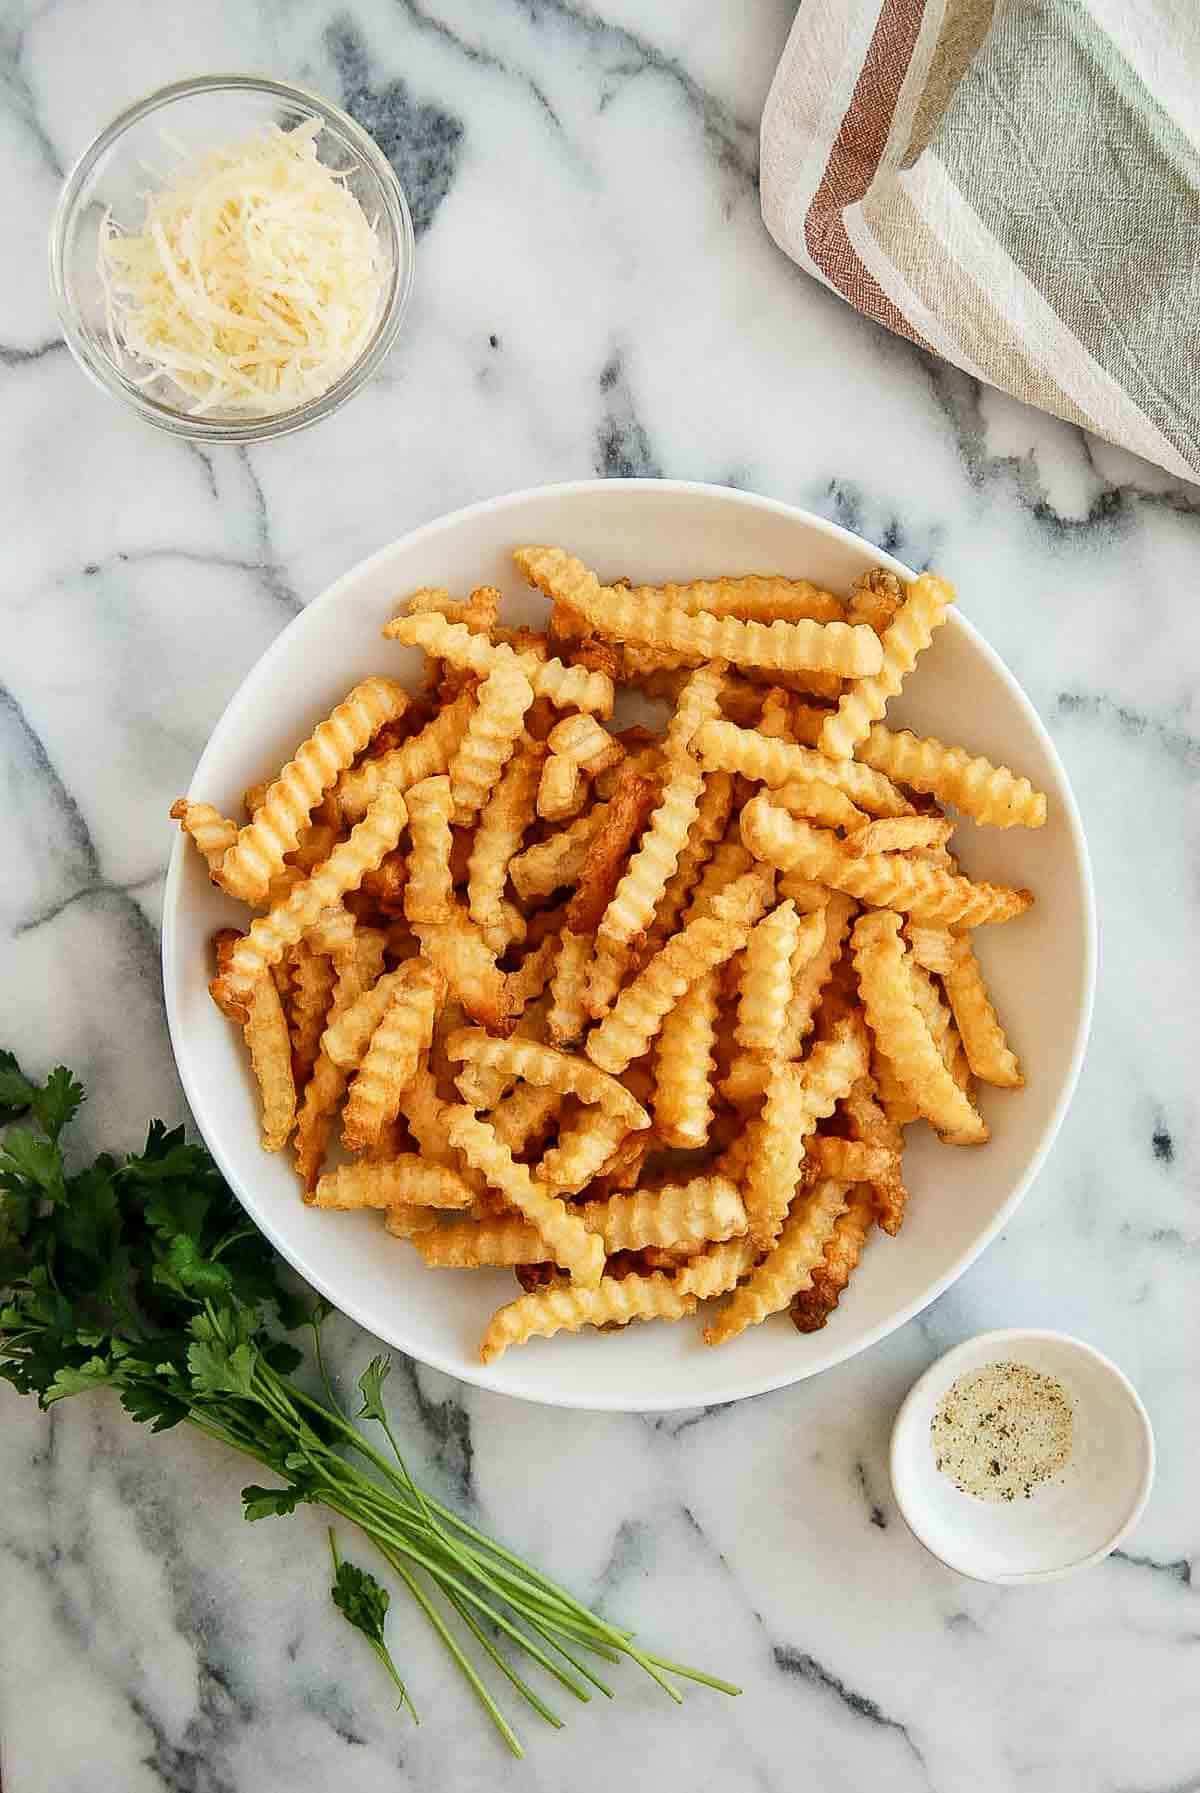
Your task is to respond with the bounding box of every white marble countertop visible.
[3,4,1198,1790]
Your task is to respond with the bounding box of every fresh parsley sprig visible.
[0,1053,738,1757]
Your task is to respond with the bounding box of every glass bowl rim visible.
[48,72,416,443]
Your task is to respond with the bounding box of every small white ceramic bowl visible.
[890,1328,1154,1583]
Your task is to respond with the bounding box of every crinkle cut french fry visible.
[479,1271,696,1361]
[320,965,413,1069]
[770,779,869,833]
[744,1014,868,1248]
[514,547,883,676]
[944,934,1024,1088]
[857,723,1048,829]
[404,774,455,924]
[579,1177,746,1252]
[672,1236,758,1300]
[790,1185,875,1332]
[819,574,954,760]
[645,770,734,951]
[586,873,769,1075]
[467,742,544,949]
[294,932,376,1191]
[403,584,499,631]
[537,753,587,822]
[216,677,409,904]
[741,795,1032,928]
[288,941,337,1089]
[488,1082,563,1156]
[547,929,592,1046]
[210,787,408,1017]
[804,1137,898,1185]
[214,931,296,1151]
[510,804,607,904]
[504,935,559,1016]
[552,572,845,626]
[851,910,987,1143]
[546,713,624,775]
[332,690,476,824]
[565,771,660,936]
[445,1107,604,1287]
[905,924,956,976]
[583,937,631,1022]
[653,972,719,1149]
[846,566,904,635]
[449,661,533,825]
[846,815,955,857]
[342,964,442,1152]
[842,1075,909,1234]
[735,898,803,1055]
[779,894,851,1053]
[536,1105,629,1194]
[446,1028,649,1127]
[170,799,237,873]
[314,1155,475,1210]
[705,1178,849,1346]
[694,720,912,817]
[906,959,965,1084]
[384,613,614,717]
[412,903,511,1033]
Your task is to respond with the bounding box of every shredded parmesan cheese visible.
[99,120,385,417]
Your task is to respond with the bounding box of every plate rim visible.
[162,477,1097,1412]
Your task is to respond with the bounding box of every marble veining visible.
[2,2,1199,1790]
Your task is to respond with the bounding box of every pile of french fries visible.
[175,547,1046,1363]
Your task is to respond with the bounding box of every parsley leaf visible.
[330,1533,418,1720]
[0,1051,35,1126]
[31,1067,85,1142]
[356,1354,392,1426]
[1,1127,66,1202]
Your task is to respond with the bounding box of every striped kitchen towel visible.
[761,0,1200,481]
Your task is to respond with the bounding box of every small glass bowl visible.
[49,75,415,443]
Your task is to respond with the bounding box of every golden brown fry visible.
[546,713,625,775]
[944,934,1023,1087]
[673,1236,758,1300]
[744,1015,868,1248]
[467,742,544,950]
[705,1178,850,1345]
[449,661,533,825]
[216,677,409,903]
[384,613,614,716]
[170,799,238,874]
[320,965,412,1070]
[851,910,987,1143]
[514,547,883,676]
[586,872,769,1074]
[741,796,1032,927]
[403,584,499,632]
[411,900,511,1033]
[644,771,734,951]
[582,1177,746,1252]
[904,924,956,976]
[210,787,408,1017]
[313,1155,475,1210]
[694,719,912,817]
[404,774,456,924]
[488,1083,563,1156]
[790,1185,875,1331]
[510,804,608,905]
[293,932,376,1191]
[846,566,904,635]
[383,1205,443,1239]
[842,1075,909,1233]
[565,770,660,935]
[446,1029,650,1128]
[653,972,719,1149]
[536,1105,630,1193]
[583,937,631,1022]
[479,1271,695,1361]
[332,690,476,824]
[547,929,593,1046]
[445,1107,604,1287]
[505,935,560,1016]
[288,942,337,1090]
[805,1137,898,1185]
[735,898,803,1055]
[596,664,725,949]
[553,573,845,626]
[846,815,955,857]
[214,931,296,1151]
[537,753,587,822]
[857,724,1048,828]
[819,574,954,760]
[342,963,442,1152]
[770,779,869,833]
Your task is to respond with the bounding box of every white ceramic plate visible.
[162,481,1095,1411]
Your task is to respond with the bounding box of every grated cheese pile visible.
[99,120,385,418]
